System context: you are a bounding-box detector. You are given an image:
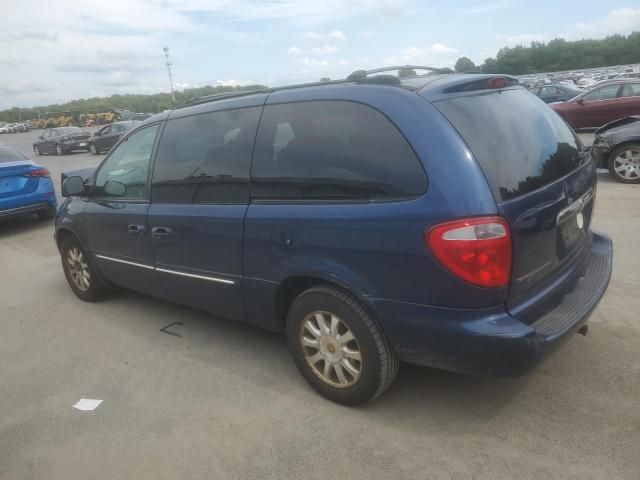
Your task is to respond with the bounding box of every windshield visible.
[56,127,83,135]
[0,145,29,163]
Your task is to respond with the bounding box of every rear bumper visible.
[62,140,90,152]
[0,179,57,218]
[368,232,613,377]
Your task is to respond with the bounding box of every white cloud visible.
[216,79,254,87]
[327,29,347,41]
[306,29,347,42]
[359,30,376,38]
[494,34,546,46]
[301,58,330,67]
[338,59,351,65]
[569,8,640,38]
[461,0,524,14]
[287,46,302,56]
[311,44,339,54]
[430,43,459,54]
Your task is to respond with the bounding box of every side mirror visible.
[62,176,85,197]
[104,180,126,196]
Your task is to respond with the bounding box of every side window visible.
[583,84,621,102]
[94,124,159,199]
[540,86,557,95]
[621,83,640,97]
[251,101,426,200]
[151,107,260,204]
[102,125,112,134]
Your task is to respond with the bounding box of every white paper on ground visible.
[73,399,103,411]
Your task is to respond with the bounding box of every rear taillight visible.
[425,216,512,288]
[27,168,50,177]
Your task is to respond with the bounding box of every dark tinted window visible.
[436,89,587,202]
[0,145,28,163]
[252,101,425,200]
[151,107,260,204]
[583,84,620,101]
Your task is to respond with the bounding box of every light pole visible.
[163,47,176,105]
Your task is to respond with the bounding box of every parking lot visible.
[1,129,639,479]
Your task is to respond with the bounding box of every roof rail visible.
[346,65,453,80]
[180,65,452,109]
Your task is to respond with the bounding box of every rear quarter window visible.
[435,89,586,202]
[251,100,426,201]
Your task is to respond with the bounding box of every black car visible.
[530,84,584,103]
[89,121,139,155]
[591,116,640,183]
[33,127,91,156]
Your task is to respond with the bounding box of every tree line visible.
[0,84,266,123]
[455,31,640,74]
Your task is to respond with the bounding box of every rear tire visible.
[56,144,64,156]
[286,286,399,405]
[37,205,56,220]
[608,143,640,184]
[89,143,99,155]
[60,236,107,302]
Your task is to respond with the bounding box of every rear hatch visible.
[0,161,38,198]
[433,87,595,318]
[0,146,38,198]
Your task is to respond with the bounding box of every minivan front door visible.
[146,104,264,321]
[84,123,161,296]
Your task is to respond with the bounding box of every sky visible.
[0,1,639,109]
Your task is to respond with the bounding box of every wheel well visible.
[55,228,75,250]
[609,141,640,160]
[273,276,355,329]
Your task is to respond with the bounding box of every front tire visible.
[89,143,99,155]
[608,143,640,184]
[56,144,64,156]
[60,236,107,302]
[286,286,399,405]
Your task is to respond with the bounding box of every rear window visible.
[0,145,28,163]
[435,89,586,202]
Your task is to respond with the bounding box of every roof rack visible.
[346,65,453,80]
[180,65,452,109]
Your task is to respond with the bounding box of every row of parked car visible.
[0,122,32,134]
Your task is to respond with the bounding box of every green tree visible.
[455,57,476,73]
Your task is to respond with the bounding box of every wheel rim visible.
[67,247,91,292]
[34,146,39,155]
[90,144,96,154]
[613,149,640,180]
[300,311,362,388]
[57,145,62,155]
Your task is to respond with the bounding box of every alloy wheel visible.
[299,311,363,388]
[67,247,91,292]
[56,144,63,155]
[613,148,640,181]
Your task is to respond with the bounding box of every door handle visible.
[128,224,146,236]
[151,226,172,240]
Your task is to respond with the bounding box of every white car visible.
[0,124,15,134]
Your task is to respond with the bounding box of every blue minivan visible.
[56,68,612,405]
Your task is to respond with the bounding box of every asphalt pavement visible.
[0,129,638,480]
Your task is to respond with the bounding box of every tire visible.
[33,146,40,156]
[60,236,108,302]
[37,205,56,220]
[89,143,99,155]
[56,144,64,156]
[286,286,399,405]
[608,143,640,184]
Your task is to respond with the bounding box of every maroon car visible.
[551,80,640,129]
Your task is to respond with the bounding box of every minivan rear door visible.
[433,87,595,311]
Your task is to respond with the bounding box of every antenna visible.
[163,47,176,105]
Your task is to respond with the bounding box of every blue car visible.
[0,143,56,220]
[56,68,612,405]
